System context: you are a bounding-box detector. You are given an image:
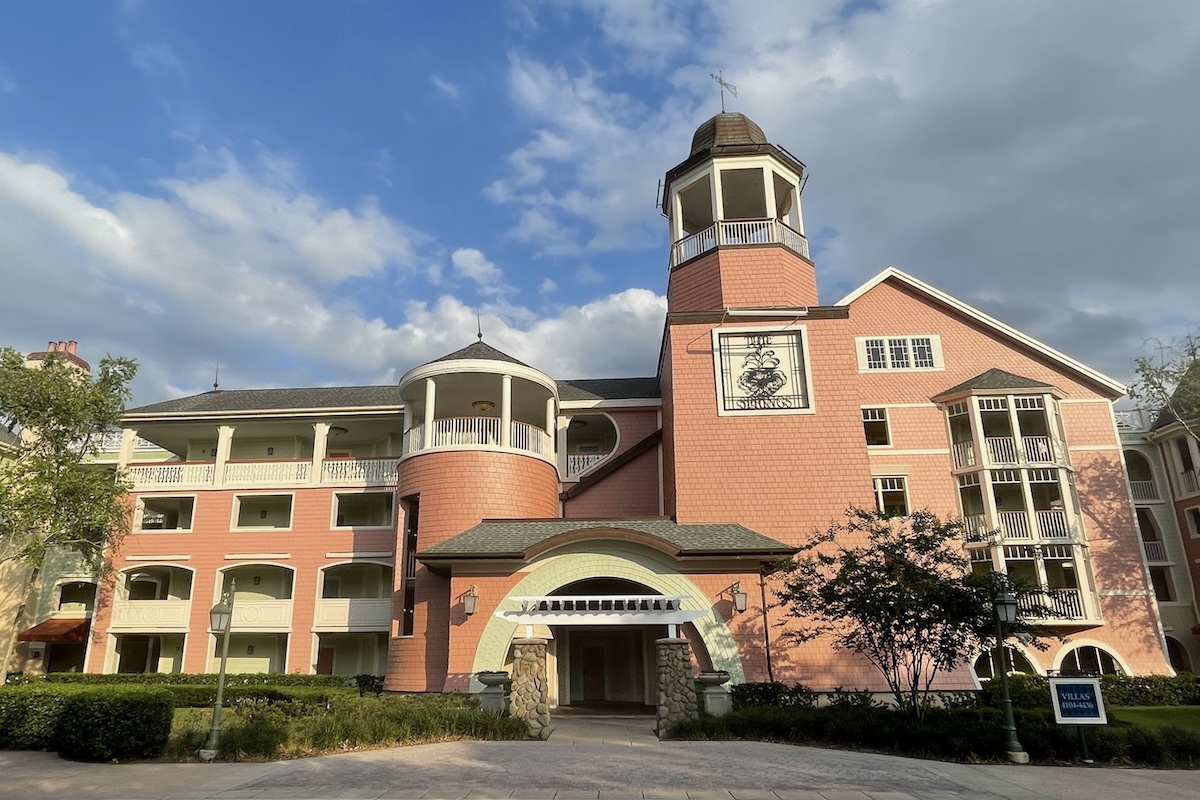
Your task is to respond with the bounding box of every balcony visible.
[567,453,608,479]
[402,417,554,463]
[224,459,310,486]
[1142,540,1168,562]
[1130,480,1159,502]
[1182,470,1199,495]
[987,437,1019,464]
[313,599,392,632]
[998,511,1032,540]
[231,600,293,632]
[669,218,809,268]
[952,441,976,469]
[129,456,402,490]
[1018,588,1086,621]
[1114,409,1147,431]
[322,457,400,486]
[108,599,191,632]
[1034,509,1071,539]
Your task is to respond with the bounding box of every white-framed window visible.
[136,496,196,532]
[862,408,890,446]
[712,326,814,416]
[1059,644,1124,675]
[232,494,293,530]
[1149,566,1177,602]
[873,477,909,517]
[856,335,943,372]
[1186,506,1200,538]
[333,492,395,529]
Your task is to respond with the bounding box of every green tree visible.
[1129,332,1200,441]
[0,347,137,570]
[777,508,1053,720]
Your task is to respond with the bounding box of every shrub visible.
[978,674,1051,710]
[354,674,385,697]
[0,686,78,749]
[730,682,818,709]
[53,686,174,762]
[7,672,349,688]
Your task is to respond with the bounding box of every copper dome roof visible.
[689,112,769,157]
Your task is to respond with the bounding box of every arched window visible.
[1059,644,1124,675]
[973,646,1037,680]
[1166,637,1192,673]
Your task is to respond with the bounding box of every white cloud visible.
[575,265,604,284]
[539,277,558,293]
[451,248,508,295]
[431,74,461,99]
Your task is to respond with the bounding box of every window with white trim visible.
[862,408,890,446]
[1059,644,1123,675]
[233,494,293,530]
[333,492,395,529]
[856,335,942,372]
[1186,507,1200,538]
[873,477,909,516]
[137,496,195,531]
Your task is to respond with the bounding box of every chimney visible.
[67,341,77,355]
[47,340,57,352]
[58,341,67,352]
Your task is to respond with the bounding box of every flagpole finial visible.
[477,309,483,342]
[709,71,737,113]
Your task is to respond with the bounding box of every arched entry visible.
[468,545,744,699]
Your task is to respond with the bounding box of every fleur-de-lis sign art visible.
[737,345,787,398]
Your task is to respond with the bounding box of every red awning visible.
[17,618,91,643]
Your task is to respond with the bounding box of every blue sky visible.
[1,1,1198,405]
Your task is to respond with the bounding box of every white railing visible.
[987,437,1019,464]
[998,511,1032,540]
[231,600,293,631]
[1142,540,1168,562]
[1182,470,1199,494]
[1130,480,1159,501]
[963,514,991,542]
[669,218,809,267]
[313,598,391,630]
[108,599,192,631]
[952,441,976,469]
[402,416,554,463]
[1114,409,1147,431]
[1019,588,1085,620]
[1035,509,1071,539]
[224,460,310,485]
[322,457,400,486]
[510,595,689,613]
[567,452,609,479]
[1023,436,1054,463]
[128,462,216,489]
[96,431,161,452]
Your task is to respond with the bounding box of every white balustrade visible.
[401,416,554,464]
[224,460,310,485]
[96,431,160,452]
[1035,509,1071,538]
[1182,470,1199,494]
[313,598,392,631]
[998,511,1032,540]
[322,457,400,486]
[1022,436,1054,463]
[1130,480,1159,501]
[1114,409,1146,431]
[986,437,1019,464]
[108,599,192,631]
[952,441,976,469]
[1142,540,1168,562]
[1018,588,1085,620]
[231,600,293,630]
[511,420,553,458]
[128,462,215,489]
[567,452,609,478]
[669,219,809,267]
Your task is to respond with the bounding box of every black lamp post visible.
[200,579,235,762]
[993,590,1029,764]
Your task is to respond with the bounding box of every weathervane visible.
[710,71,737,112]
[476,309,484,342]
[213,364,220,391]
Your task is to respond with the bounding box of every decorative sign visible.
[714,329,811,416]
[1049,677,1107,725]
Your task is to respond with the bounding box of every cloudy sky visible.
[1,1,1197,406]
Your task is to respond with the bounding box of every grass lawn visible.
[1110,706,1200,732]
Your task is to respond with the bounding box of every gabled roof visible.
[418,518,796,561]
[837,266,1126,396]
[936,368,1057,399]
[1151,361,1200,431]
[125,386,404,417]
[556,378,660,402]
[427,341,530,368]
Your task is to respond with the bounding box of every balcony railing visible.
[963,514,989,541]
[224,459,310,486]
[1129,480,1159,501]
[1018,588,1085,621]
[1114,409,1147,431]
[669,219,810,268]
[313,598,391,631]
[1142,540,1168,562]
[108,599,192,631]
[998,511,1032,540]
[566,452,609,479]
[230,599,293,631]
[986,437,1019,464]
[130,456,402,490]
[402,417,554,463]
[952,441,976,469]
[128,462,216,488]
[1035,509,1071,539]
[1182,470,1199,495]
[322,457,400,486]
[1023,436,1054,463]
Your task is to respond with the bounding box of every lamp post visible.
[993,590,1029,764]
[200,579,235,762]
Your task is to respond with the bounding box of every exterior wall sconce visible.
[253,576,261,586]
[731,581,748,613]
[246,645,255,655]
[259,509,268,519]
[471,400,495,413]
[463,584,479,616]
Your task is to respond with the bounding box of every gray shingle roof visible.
[556,378,661,402]
[428,341,530,368]
[125,386,404,416]
[937,368,1055,397]
[418,518,795,559]
[1150,362,1200,431]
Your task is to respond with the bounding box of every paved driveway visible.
[0,717,1196,800]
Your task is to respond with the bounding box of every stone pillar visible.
[656,637,698,738]
[510,638,551,740]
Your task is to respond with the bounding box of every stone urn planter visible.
[476,670,511,687]
[696,670,731,687]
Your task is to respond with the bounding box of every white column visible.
[311,422,330,485]
[557,416,569,476]
[214,425,235,487]
[500,374,513,448]
[117,428,138,469]
[545,397,556,456]
[423,378,436,450]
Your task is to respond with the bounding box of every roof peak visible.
[426,341,531,369]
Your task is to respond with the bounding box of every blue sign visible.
[1050,677,1107,725]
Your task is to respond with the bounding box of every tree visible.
[777,508,1053,720]
[1129,332,1200,441]
[0,346,137,570]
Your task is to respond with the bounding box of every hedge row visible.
[6,672,352,688]
[979,674,1200,710]
[0,685,173,761]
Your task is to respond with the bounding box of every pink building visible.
[80,112,1172,699]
